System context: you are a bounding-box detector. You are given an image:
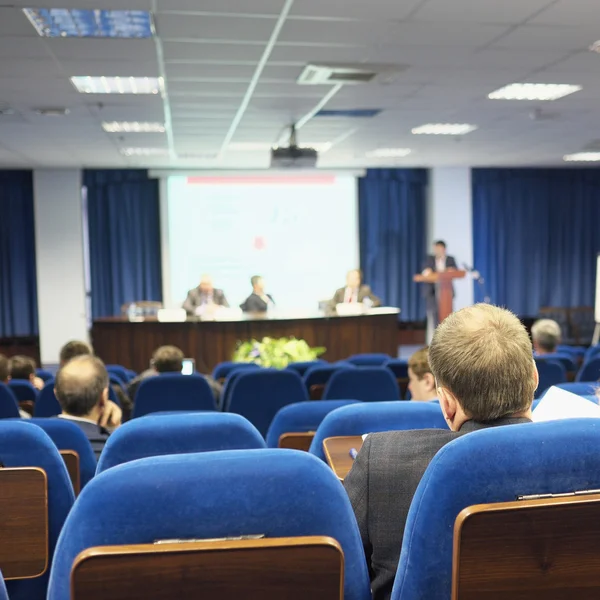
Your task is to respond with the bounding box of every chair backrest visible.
[304,365,354,389]
[347,353,391,366]
[556,344,586,359]
[212,361,260,381]
[392,419,600,600]
[452,493,600,600]
[384,359,409,379]
[227,370,309,437]
[105,365,132,383]
[266,400,362,448]
[0,421,74,600]
[584,345,600,362]
[0,384,20,419]
[71,536,344,600]
[310,401,448,461]
[27,419,97,490]
[577,357,600,383]
[286,360,327,376]
[534,358,567,397]
[539,353,578,373]
[35,369,54,383]
[132,373,216,418]
[554,381,599,396]
[97,412,266,473]
[47,450,371,600]
[34,382,61,417]
[219,364,262,408]
[324,368,400,402]
[8,379,38,403]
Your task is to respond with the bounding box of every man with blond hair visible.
[531,318,562,355]
[344,304,537,600]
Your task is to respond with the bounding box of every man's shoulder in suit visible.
[367,428,458,460]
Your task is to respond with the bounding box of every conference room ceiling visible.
[0,0,599,168]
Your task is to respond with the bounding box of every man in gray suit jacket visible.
[329,269,381,311]
[182,274,229,315]
[344,304,537,600]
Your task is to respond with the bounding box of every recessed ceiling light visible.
[488,83,581,101]
[412,123,477,135]
[228,142,332,152]
[103,121,165,133]
[71,76,163,95]
[120,147,169,157]
[365,148,412,158]
[23,8,152,38]
[35,107,70,117]
[563,152,600,162]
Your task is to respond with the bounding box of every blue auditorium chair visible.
[392,419,600,600]
[303,363,354,400]
[212,361,260,381]
[266,400,362,448]
[554,381,599,396]
[309,401,448,461]
[8,379,38,402]
[132,373,216,418]
[217,364,261,409]
[577,357,600,383]
[227,369,308,437]
[324,367,400,402]
[47,450,371,600]
[584,345,600,363]
[0,571,8,600]
[347,353,391,366]
[27,418,97,489]
[537,352,577,373]
[34,381,120,418]
[0,421,74,600]
[35,368,54,383]
[97,412,266,473]
[385,359,410,399]
[105,364,132,383]
[556,345,586,359]
[534,358,567,397]
[0,383,20,418]
[285,359,327,376]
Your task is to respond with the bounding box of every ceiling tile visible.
[163,41,264,62]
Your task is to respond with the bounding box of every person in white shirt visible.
[329,269,381,311]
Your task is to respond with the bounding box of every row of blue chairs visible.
[535,355,600,398]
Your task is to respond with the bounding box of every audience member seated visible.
[127,345,221,403]
[55,355,121,459]
[59,340,93,367]
[407,347,437,402]
[8,354,44,390]
[329,269,381,310]
[344,304,536,600]
[240,275,275,313]
[182,273,229,315]
[531,318,561,355]
[0,353,30,418]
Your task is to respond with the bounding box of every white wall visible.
[428,167,474,311]
[34,169,88,365]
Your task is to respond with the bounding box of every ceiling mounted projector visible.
[271,125,318,169]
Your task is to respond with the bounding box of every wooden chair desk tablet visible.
[278,432,316,452]
[323,436,364,481]
[59,450,80,496]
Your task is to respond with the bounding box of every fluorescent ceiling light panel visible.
[563,152,600,162]
[488,83,581,101]
[366,148,411,158]
[228,142,332,152]
[23,8,152,38]
[103,121,165,133]
[121,147,168,156]
[71,76,163,95]
[412,123,477,135]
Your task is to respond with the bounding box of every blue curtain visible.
[473,168,600,315]
[0,170,38,337]
[359,169,428,321]
[84,170,162,318]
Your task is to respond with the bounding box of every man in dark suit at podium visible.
[422,241,457,338]
[240,276,274,313]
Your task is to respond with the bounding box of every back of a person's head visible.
[429,304,535,421]
[0,353,8,383]
[55,355,108,417]
[8,355,35,380]
[59,340,93,366]
[408,346,431,379]
[531,319,561,353]
[152,345,184,373]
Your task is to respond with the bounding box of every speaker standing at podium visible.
[422,240,457,340]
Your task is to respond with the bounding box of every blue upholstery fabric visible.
[309,401,448,461]
[33,382,61,417]
[106,365,133,383]
[97,412,266,473]
[554,381,599,396]
[285,360,327,376]
[47,450,371,600]
[303,364,354,390]
[536,352,577,372]
[109,375,127,389]
[218,364,261,409]
[35,369,54,382]
[28,418,97,489]
[0,421,74,600]
[577,357,600,382]
[324,367,400,402]
[0,570,8,600]
[556,345,586,359]
[584,345,600,362]
[132,373,216,418]
[347,353,391,366]
[534,358,567,397]
[0,383,20,418]
[8,379,39,402]
[212,361,260,380]
[266,400,362,448]
[392,419,600,600]
[384,359,409,379]
[227,370,308,437]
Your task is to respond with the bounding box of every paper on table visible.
[532,386,600,422]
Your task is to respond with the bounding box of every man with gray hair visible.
[344,304,537,600]
[55,355,121,459]
[531,318,562,355]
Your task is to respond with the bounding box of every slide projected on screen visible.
[166,174,359,311]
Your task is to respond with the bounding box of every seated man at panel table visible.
[344,304,536,600]
[55,355,121,459]
[8,354,45,390]
[182,274,229,315]
[240,275,275,313]
[531,318,562,355]
[407,346,438,402]
[329,269,381,311]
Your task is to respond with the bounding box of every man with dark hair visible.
[59,340,93,366]
[240,275,275,313]
[329,269,381,311]
[8,355,44,390]
[55,355,120,458]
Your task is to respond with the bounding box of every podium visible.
[413,270,466,323]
